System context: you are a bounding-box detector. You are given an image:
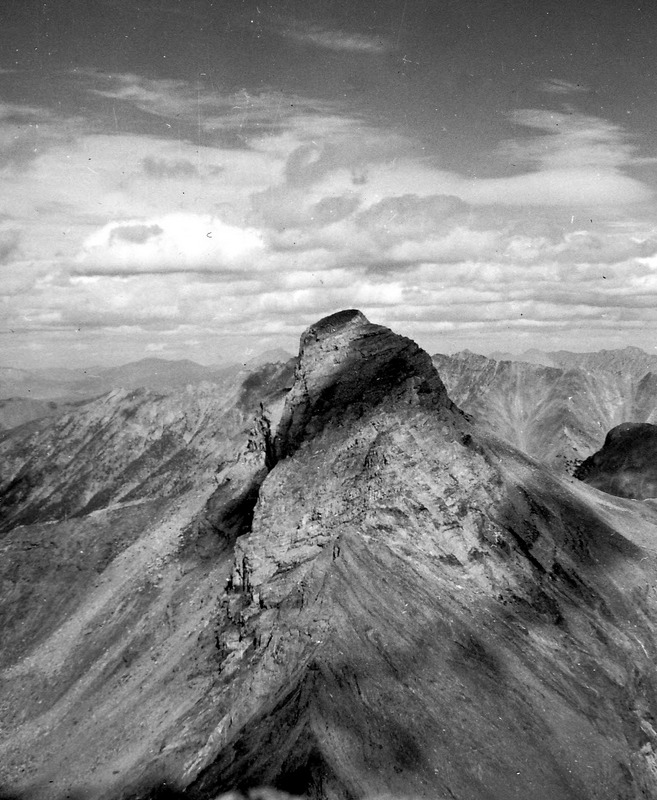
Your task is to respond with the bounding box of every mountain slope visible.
[0,362,295,799]
[172,313,657,800]
[3,313,657,800]
[0,396,94,432]
[0,359,295,532]
[432,349,657,469]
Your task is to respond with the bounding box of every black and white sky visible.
[3,0,657,367]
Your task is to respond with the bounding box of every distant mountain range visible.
[432,346,657,470]
[0,350,294,431]
[0,349,295,397]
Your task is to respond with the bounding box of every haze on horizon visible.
[2,0,657,370]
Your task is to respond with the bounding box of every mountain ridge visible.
[2,313,657,799]
[432,348,657,470]
[173,315,657,800]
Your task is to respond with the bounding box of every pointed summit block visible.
[274,309,453,459]
[300,308,368,347]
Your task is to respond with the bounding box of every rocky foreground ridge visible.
[3,312,657,799]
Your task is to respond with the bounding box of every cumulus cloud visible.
[4,70,657,365]
[355,195,469,237]
[74,214,265,274]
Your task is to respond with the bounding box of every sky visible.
[2,0,657,368]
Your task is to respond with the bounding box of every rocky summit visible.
[3,312,657,800]
[575,422,657,500]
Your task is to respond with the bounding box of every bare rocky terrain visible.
[575,422,657,500]
[2,313,657,799]
[432,347,657,470]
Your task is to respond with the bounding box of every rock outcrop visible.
[275,310,454,460]
[575,421,657,499]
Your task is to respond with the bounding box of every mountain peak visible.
[274,309,453,460]
[575,421,657,499]
[300,308,368,349]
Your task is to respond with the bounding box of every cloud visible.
[355,195,469,238]
[459,168,650,206]
[311,195,362,226]
[88,73,193,119]
[4,72,657,364]
[109,223,163,245]
[142,157,200,178]
[0,104,81,172]
[251,186,362,231]
[249,110,650,211]
[500,109,638,170]
[74,214,265,274]
[84,72,341,142]
[0,229,20,264]
[283,25,391,54]
[540,79,590,95]
[386,228,504,265]
[251,10,393,54]
[0,102,51,121]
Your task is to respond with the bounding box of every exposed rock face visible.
[433,348,657,470]
[4,314,657,800]
[575,422,657,499]
[275,310,454,460]
[168,318,657,800]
